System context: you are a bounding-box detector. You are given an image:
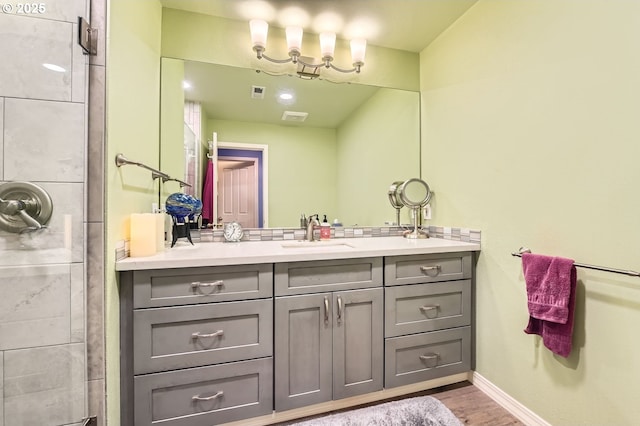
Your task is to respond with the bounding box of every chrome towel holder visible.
[511,247,640,278]
[115,154,191,188]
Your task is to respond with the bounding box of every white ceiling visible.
[158,0,478,53]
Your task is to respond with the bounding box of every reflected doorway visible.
[216,146,267,227]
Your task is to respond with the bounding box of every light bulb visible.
[319,32,336,61]
[250,19,268,49]
[350,39,367,66]
[286,26,303,56]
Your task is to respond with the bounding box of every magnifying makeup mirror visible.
[396,178,432,239]
[387,181,405,226]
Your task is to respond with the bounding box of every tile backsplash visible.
[117,225,480,260]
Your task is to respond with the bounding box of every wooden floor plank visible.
[277,381,524,425]
[429,382,525,425]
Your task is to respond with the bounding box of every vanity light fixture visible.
[249,19,366,74]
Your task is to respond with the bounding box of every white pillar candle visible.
[130,213,156,257]
[155,213,165,252]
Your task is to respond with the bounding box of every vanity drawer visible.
[134,357,273,426]
[384,253,472,286]
[275,257,383,296]
[132,264,273,308]
[384,280,471,337]
[384,327,471,388]
[133,299,272,375]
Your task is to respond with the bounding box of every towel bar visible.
[511,247,640,278]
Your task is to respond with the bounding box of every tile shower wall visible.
[0,0,106,424]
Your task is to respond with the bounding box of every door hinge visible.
[81,416,98,426]
[78,16,98,56]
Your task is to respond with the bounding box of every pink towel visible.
[201,160,214,222]
[522,253,577,357]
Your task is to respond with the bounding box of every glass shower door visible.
[0,0,90,424]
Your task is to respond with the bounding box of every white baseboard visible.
[469,372,551,426]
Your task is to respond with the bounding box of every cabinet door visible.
[333,288,384,400]
[275,293,332,411]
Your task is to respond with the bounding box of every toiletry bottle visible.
[320,215,331,239]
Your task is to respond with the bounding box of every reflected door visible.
[218,158,258,228]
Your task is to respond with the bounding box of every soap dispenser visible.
[320,215,331,240]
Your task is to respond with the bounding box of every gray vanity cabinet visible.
[274,257,384,412]
[384,253,473,388]
[119,264,274,426]
[119,248,478,425]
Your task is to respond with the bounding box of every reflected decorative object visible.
[165,193,198,222]
[165,193,202,247]
[250,19,366,77]
[189,198,203,220]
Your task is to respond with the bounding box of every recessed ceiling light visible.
[279,93,293,100]
[183,81,192,89]
[43,63,66,72]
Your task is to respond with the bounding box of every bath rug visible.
[288,395,462,426]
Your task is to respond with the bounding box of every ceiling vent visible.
[281,111,308,122]
[251,85,265,99]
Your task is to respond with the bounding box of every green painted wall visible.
[420,0,640,424]
[337,88,420,226]
[209,120,337,227]
[159,57,186,202]
[160,9,419,91]
[105,0,162,423]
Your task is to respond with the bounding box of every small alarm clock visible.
[223,221,244,242]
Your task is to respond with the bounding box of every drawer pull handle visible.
[420,265,442,276]
[324,296,330,323]
[192,330,224,339]
[419,304,440,316]
[419,353,440,367]
[192,391,224,402]
[191,280,224,289]
[337,295,343,324]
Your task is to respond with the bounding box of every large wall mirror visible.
[160,57,421,228]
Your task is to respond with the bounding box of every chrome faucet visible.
[306,214,320,242]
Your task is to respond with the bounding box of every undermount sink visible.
[281,240,355,250]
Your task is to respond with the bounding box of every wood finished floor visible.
[278,381,524,425]
[427,381,524,425]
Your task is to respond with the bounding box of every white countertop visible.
[116,237,480,271]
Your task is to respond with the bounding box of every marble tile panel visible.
[0,351,3,426]
[0,98,4,180]
[4,98,85,182]
[28,0,87,23]
[87,222,104,381]
[4,343,85,425]
[88,378,105,426]
[0,15,72,101]
[0,182,84,265]
[70,263,85,342]
[72,23,88,103]
[87,64,105,222]
[89,0,106,66]
[0,264,71,350]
